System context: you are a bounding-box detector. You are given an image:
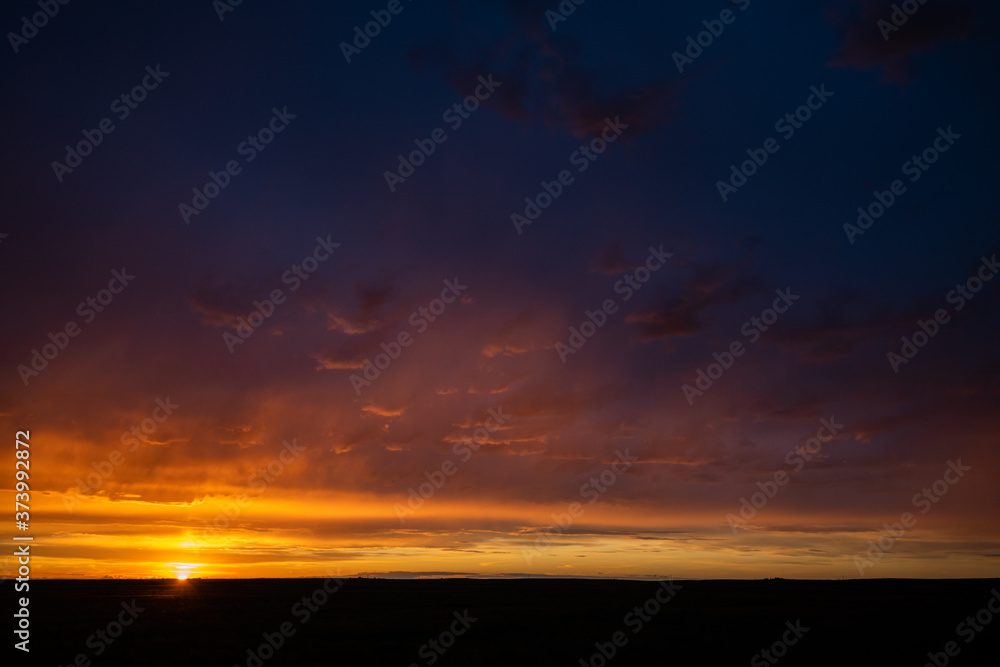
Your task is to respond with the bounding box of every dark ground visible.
[11,578,1000,666]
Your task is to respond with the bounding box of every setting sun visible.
[166,562,201,580]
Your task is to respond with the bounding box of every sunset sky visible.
[1,0,999,580]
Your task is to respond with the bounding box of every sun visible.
[165,562,201,580]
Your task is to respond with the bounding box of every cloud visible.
[593,242,642,275]
[626,252,761,342]
[764,287,908,362]
[408,0,682,136]
[186,280,252,328]
[827,0,980,82]
[312,343,367,370]
[362,404,408,417]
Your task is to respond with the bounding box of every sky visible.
[1,0,998,580]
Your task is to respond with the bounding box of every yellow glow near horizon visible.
[166,562,201,580]
[20,485,998,580]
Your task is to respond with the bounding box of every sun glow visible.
[166,562,201,580]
